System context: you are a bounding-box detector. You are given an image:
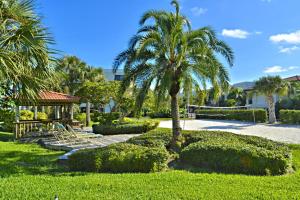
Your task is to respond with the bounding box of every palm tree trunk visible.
[86,101,91,126]
[267,95,276,123]
[170,93,181,151]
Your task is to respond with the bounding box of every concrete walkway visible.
[159,119,300,144]
[39,134,139,160]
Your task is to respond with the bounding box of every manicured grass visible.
[0,131,300,199]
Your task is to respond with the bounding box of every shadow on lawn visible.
[0,150,66,177]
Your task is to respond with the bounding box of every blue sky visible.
[37,0,300,84]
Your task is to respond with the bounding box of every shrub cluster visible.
[127,128,172,148]
[195,109,267,123]
[37,112,48,120]
[0,109,15,132]
[180,131,291,175]
[92,120,159,135]
[280,109,300,124]
[68,143,169,173]
[92,111,121,125]
[149,108,186,118]
[74,113,86,124]
[20,110,34,120]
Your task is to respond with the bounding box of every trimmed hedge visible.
[127,128,172,148]
[20,110,34,120]
[280,109,300,124]
[92,111,121,125]
[92,120,159,135]
[195,109,267,123]
[180,131,291,175]
[68,143,169,173]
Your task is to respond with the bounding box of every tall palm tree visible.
[113,0,234,149]
[253,76,289,123]
[56,56,87,95]
[84,66,104,126]
[0,0,55,101]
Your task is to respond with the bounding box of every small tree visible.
[253,76,289,123]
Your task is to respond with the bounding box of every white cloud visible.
[221,29,250,39]
[261,0,271,2]
[255,31,262,35]
[279,46,300,53]
[190,7,207,16]
[264,65,299,73]
[270,30,300,44]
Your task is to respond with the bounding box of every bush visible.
[180,131,291,175]
[195,109,267,123]
[280,110,300,124]
[68,143,169,173]
[74,113,86,124]
[20,110,34,120]
[92,111,121,125]
[225,99,236,107]
[127,128,172,148]
[92,120,159,135]
[37,112,48,120]
[149,108,171,118]
[0,109,15,132]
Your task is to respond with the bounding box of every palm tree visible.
[113,0,234,150]
[0,0,55,101]
[253,76,289,123]
[84,66,104,126]
[56,56,87,95]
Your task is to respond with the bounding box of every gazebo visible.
[14,91,80,138]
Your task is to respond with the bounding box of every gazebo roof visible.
[38,91,80,104]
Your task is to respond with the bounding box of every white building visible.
[233,75,300,109]
[80,68,124,113]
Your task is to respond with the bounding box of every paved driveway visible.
[159,119,300,144]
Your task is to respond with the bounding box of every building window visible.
[114,75,124,81]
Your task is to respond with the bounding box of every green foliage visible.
[92,112,121,125]
[225,99,236,107]
[37,112,48,120]
[74,113,86,124]
[149,108,171,118]
[68,143,169,173]
[0,110,15,131]
[127,128,172,148]
[280,110,300,124]
[20,110,34,120]
[278,96,300,110]
[92,120,159,135]
[195,109,267,123]
[180,132,291,175]
[1,135,300,199]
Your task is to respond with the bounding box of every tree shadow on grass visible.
[0,150,67,177]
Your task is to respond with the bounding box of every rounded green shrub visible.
[180,133,291,175]
[74,113,86,124]
[37,112,48,120]
[68,143,169,173]
[20,110,34,120]
[92,111,121,125]
[0,109,15,132]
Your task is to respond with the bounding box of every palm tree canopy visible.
[113,0,234,113]
[0,0,56,101]
[253,76,289,97]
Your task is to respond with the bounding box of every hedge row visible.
[195,109,267,123]
[92,120,159,135]
[68,143,169,173]
[280,110,300,124]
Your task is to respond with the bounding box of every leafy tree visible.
[227,87,245,106]
[0,0,55,101]
[253,76,289,123]
[113,0,233,149]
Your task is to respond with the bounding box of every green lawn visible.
[1,131,300,199]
